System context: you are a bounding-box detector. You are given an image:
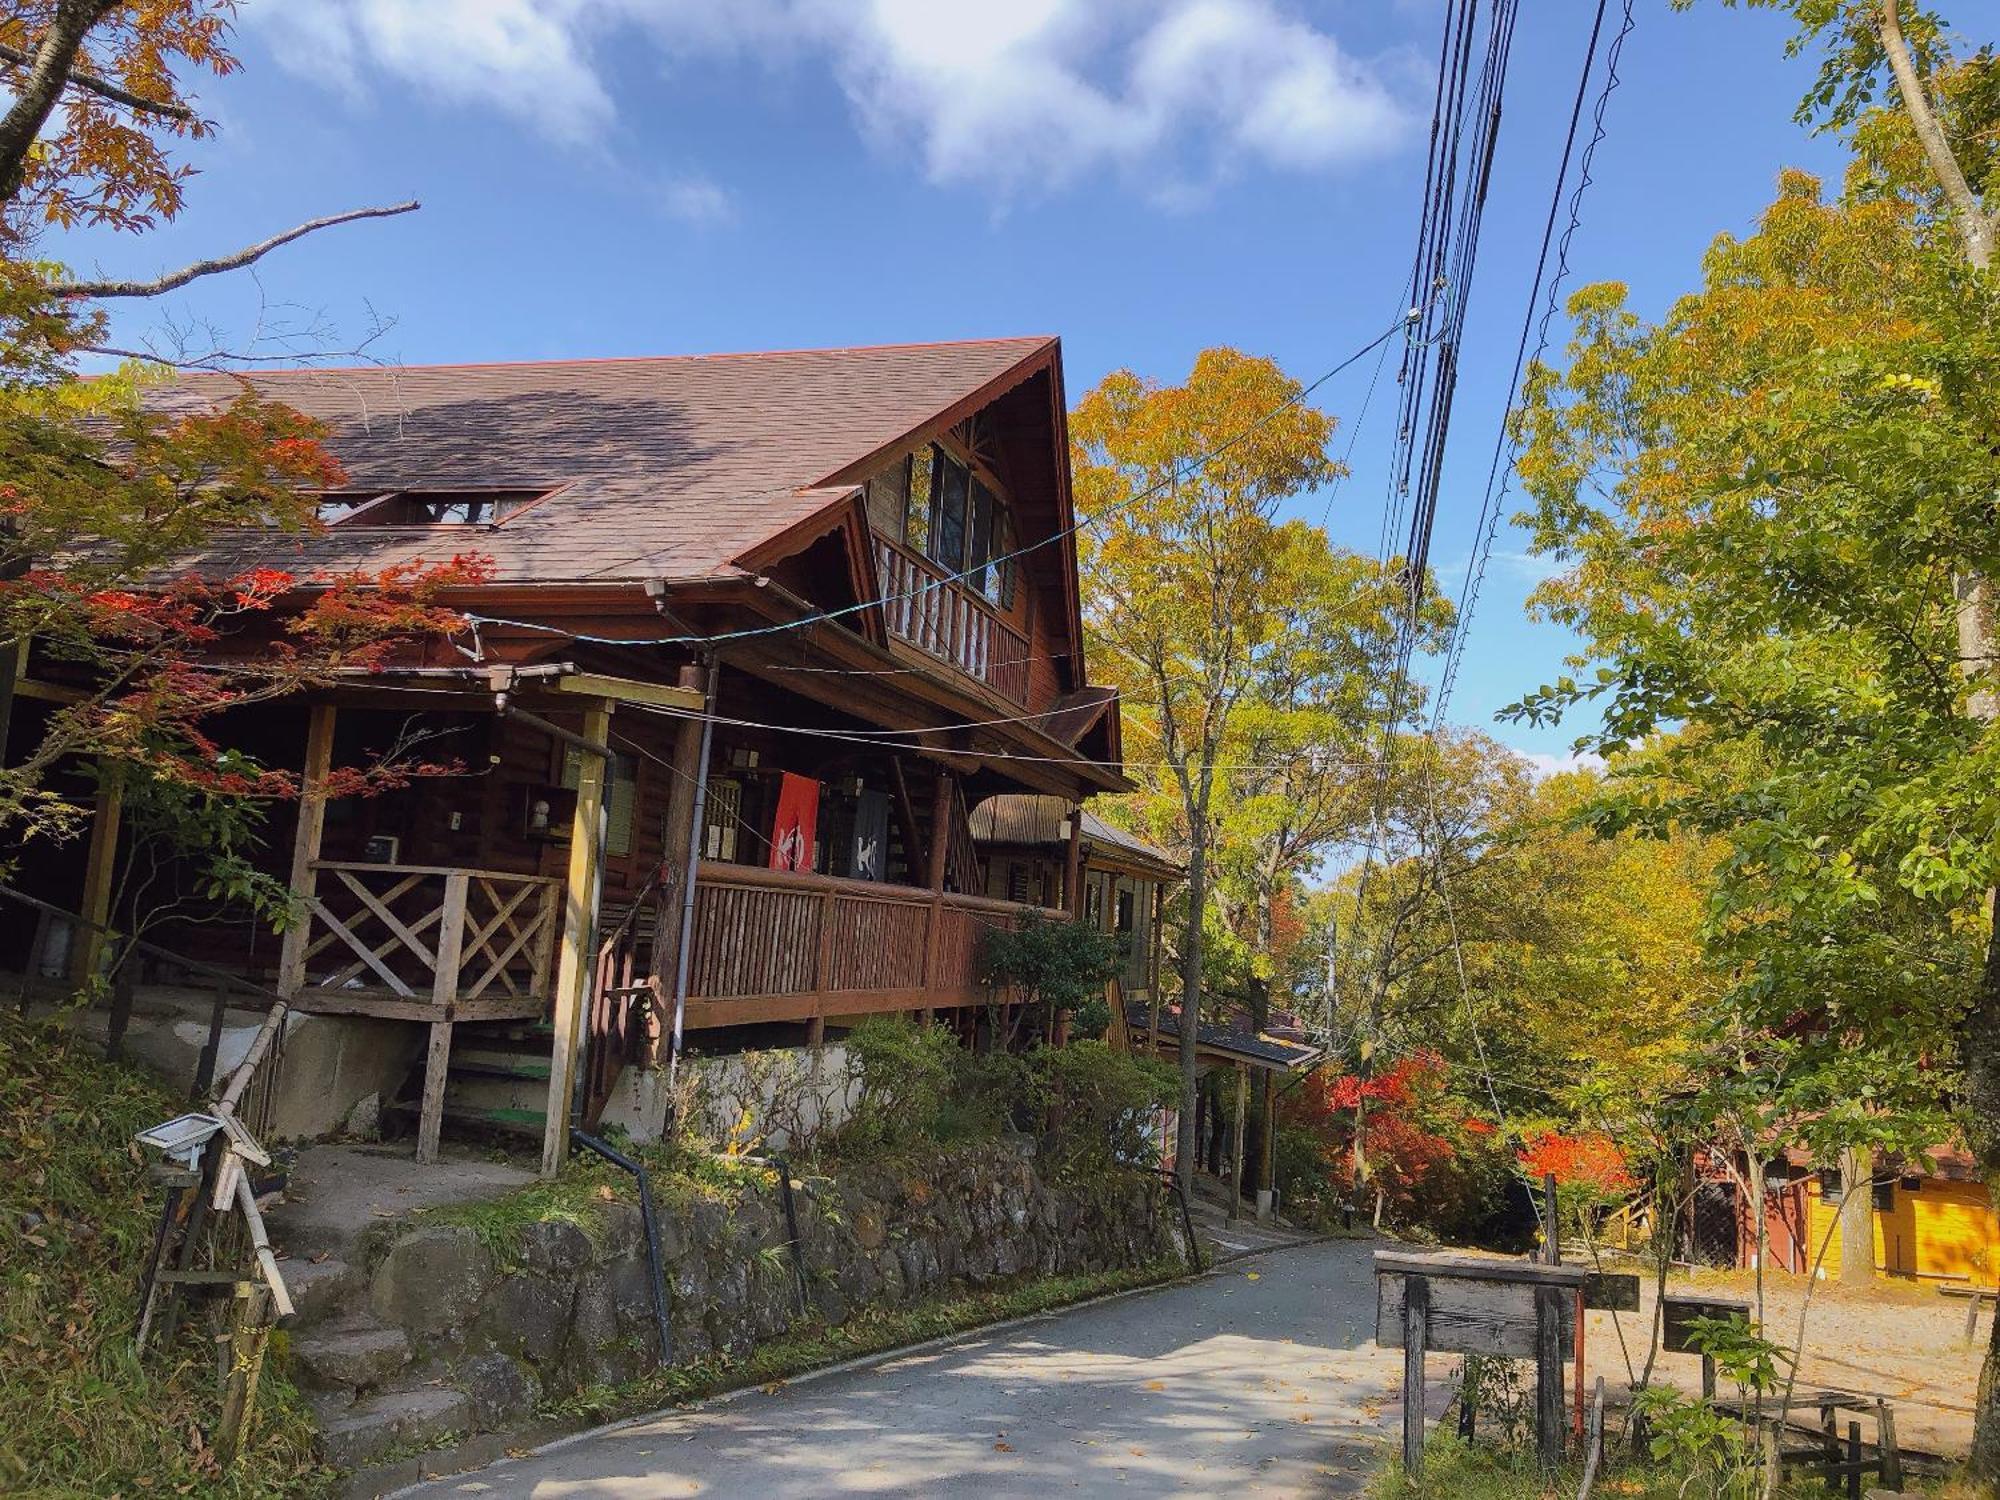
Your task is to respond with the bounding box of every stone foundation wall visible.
[296,1140,1179,1465]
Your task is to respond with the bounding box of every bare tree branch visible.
[0,39,194,123]
[59,201,422,299]
[0,0,119,203]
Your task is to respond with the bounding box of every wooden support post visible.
[214,1284,274,1469]
[1574,1285,1587,1442]
[1258,1069,1277,1219]
[542,700,611,1178]
[1534,1283,1566,1471]
[1700,1352,1717,1402]
[1544,1171,1560,1264]
[650,663,706,1065]
[1064,804,1083,917]
[74,766,123,985]
[105,944,137,1061]
[810,883,835,1046]
[1876,1399,1902,1489]
[278,704,336,996]
[191,976,229,1099]
[414,871,467,1164]
[1229,1061,1247,1222]
[1846,1419,1862,1500]
[927,767,953,894]
[1402,1273,1429,1478]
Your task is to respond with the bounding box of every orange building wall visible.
[1803,1178,1997,1282]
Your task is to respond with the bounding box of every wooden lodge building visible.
[6,338,1147,1174]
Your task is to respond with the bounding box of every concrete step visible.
[447,1046,551,1081]
[317,1385,473,1471]
[280,1255,362,1329]
[291,1322,413,1393]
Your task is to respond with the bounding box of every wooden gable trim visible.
[727,487,887,648]
[814,338,1060,494]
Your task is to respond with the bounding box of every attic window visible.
[317,488,554,527]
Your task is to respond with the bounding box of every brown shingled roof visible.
[146,337,1059,586]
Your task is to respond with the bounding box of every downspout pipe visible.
[571,1130,674,1364]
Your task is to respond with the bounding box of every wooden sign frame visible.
[1374,1252,1590,1475]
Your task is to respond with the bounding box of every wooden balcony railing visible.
[876,536,1032,705]
[681,860,1060,1027]
[289,860,561,1020]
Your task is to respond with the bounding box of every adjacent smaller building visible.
[969,793,1180,1015]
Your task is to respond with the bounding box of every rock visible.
[460,1350,539,1430]
[570,1269,619,1352]
[850,1204,887,1252]
[370,1226,494,1336]
[280,1255,359,1328]
[291,1322,411,1392]
[317,1385,471,1470]
[342,1092,381,1141]
[596,1201,648,1264]
[477,1272,571,1366]
[519,1218,592,1278]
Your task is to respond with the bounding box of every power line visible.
[1431,0,1636,730]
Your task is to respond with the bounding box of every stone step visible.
[291,1322,413,1393]
[280,1255,361,1328]
[317,1385,473,1471]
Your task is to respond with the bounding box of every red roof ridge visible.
[168,335,1060,380]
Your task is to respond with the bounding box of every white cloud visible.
[1515,748,1606,782]
[658,174,735,225]
[246,0,1408,197]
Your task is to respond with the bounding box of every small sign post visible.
[1374,1252,1592,1474]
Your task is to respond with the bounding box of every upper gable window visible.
[316,488,554,527]
[864,439,1017,609]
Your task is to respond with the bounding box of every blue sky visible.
[60,0,1846,768]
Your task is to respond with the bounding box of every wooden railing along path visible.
[680,860,1059,1027]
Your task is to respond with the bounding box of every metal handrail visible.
[2,882,289,1012]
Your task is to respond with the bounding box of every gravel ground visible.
[1575,1265,1987,1459]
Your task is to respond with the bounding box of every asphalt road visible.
[402,1238,1403,1499]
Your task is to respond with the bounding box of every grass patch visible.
[540,1258,1184,1428]
[1367,1433,1981,1499]
[0,1014,332,1498]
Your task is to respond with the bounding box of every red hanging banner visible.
[768,772,820,873]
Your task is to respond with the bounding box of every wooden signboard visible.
[1375,1252,1585,1358]
[1661,1293,1753,1354]
[1373,1251,1592,1476]
[1583,1272,1641,1313]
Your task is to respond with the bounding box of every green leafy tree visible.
[1513,6,2000,1465]
[1072,348,1432,1194]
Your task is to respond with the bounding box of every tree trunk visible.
[1174,821,1206,1198]
[1838,1146,1875,1288]
[1965,924,2000,1474]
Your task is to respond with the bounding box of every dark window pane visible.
[968,477,996,594]
[930,453,969,571]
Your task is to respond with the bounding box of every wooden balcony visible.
[876,536,1032,705]
[681,860,1058,1028]
[286,860,561,1022]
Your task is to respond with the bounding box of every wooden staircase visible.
[387,876,676,1147]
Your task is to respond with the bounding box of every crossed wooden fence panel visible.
[299,861,560,1006]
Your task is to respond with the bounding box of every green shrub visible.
[980,913,1120,1040]
[840,1015,961,1149]
[1033,1040,1175,1176]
